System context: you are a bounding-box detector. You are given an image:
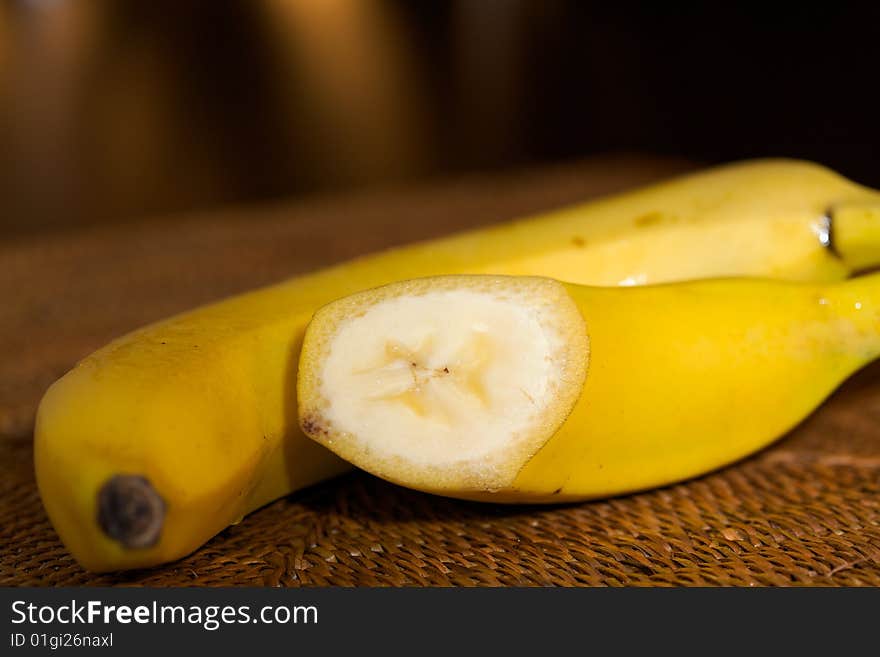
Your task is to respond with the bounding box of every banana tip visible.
[97,475,165,549]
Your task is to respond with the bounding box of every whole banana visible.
[35,159,880,571]
[298,272,880,501]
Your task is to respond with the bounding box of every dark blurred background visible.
[2,1,879,238]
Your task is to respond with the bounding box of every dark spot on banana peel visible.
[634,211,666,227]
[571,236,585,247]
[552,487,563,495]
[97,475,165,549]
[301,414,328,437]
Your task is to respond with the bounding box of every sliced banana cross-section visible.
[298,276,589,492]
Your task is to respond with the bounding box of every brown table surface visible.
[2,155,879,586]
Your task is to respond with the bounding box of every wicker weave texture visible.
[2,156,878,586]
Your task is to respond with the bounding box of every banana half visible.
[299,273,880,502]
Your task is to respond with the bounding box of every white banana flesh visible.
[300,277,588,491]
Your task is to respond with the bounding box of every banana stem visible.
[833,202,880,272]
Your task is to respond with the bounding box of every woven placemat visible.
[3,155,878,586]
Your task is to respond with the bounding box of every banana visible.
[34,159,880,571]
[298,272,880,501]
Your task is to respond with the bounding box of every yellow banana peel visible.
[34,159,880,570]
[299,272,880,501]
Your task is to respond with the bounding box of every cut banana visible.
[300,272,880,502]
[299,276,588,491]
[34,159,880,570]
